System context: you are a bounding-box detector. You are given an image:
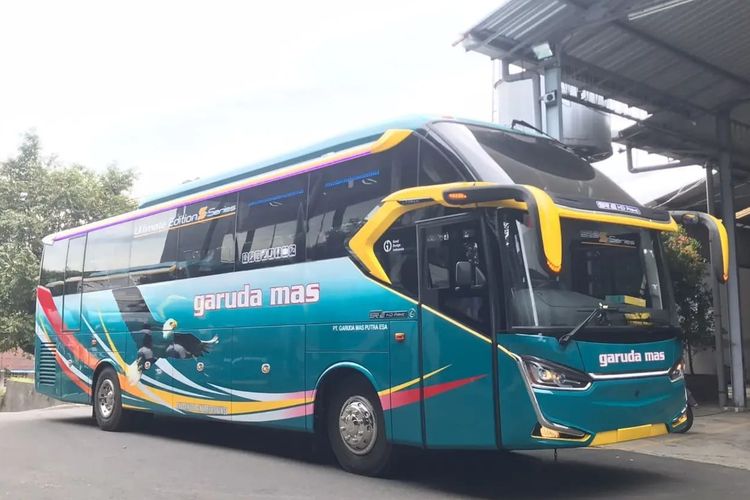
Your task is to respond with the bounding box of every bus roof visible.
[44,115,529,244]
[139,115,433,208]
[139,115,527,208]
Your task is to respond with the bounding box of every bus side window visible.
[83,222,133,292]
[307,156,393,261]
[374,223,419,298]
[130,209,179,285]
[418,141,466,186]
[306,141,418,262]
[236,176,307,270]
[176,194,237,278]
[371,207,449,298]
[63,235,86,331]
[40,240,68,297]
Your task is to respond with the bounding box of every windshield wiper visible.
[558,303,619,346]
[510,119,585,159]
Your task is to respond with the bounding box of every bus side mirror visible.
[455,261,473,288]
[670,210,729,283]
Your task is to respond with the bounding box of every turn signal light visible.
[672,412,688,427]
[539,426,561,439]
[446,192,468,201]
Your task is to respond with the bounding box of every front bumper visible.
[500,363,687,449]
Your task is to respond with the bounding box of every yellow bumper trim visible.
[590,423,668,446]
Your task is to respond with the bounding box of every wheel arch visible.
[90,360,118,404]
[312,362,380,435]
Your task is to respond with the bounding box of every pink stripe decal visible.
[381,374,486,411]
[37,286,98,370]
[55,351,91,395]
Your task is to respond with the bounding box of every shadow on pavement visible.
[58,413,667,499]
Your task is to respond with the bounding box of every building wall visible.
[0,349,34,371]
[740,267,750,382]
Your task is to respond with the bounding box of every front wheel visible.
[675,406,694,433]
[93,367,133,431]
[326,377,392,476]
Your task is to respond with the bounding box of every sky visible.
[0,0,706,205]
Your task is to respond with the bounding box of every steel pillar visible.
[717,110,746,408]
[543,64,563,140]
[706,166,728,407]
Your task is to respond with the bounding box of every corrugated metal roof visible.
[460,0,750,173]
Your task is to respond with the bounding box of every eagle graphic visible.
[112,287,218,385]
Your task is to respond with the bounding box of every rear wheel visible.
[326,377,392,476]
[93,367,132,431]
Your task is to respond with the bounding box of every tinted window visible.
[237,176,307,270]
[432,122,635,204]
[392,136,419,190]
[421,218,491,332]
[40,240,67,297]
[307,147,418,261]
[419,140,465,185]
[64,236,86,295]
[372,206,454,297]
[374,224,418,298]
[130,209,179,285]
[176,194,237,278]
[83,222,133,292]
[63,235,86,330]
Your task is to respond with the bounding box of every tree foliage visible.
[663,227,714,373]
[0,132,137,353]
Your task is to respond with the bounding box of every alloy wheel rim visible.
[98,379,115,419]
[338,396,377,455]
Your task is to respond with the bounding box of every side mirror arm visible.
[670,210,729,283]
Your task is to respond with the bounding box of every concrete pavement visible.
[604,405,750,471]
[1,405,748,499]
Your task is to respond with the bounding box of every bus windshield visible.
[431,121,635,205]
[499,211,678,332]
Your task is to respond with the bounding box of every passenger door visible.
[417,214,498,448]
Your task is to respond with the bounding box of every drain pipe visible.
[705,165,728,407]
[626,145,697,173]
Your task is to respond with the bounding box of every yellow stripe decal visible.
[422,304,492,345]
[378,365,450,396]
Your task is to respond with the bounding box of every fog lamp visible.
[539,426,561,439]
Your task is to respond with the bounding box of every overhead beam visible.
[562,0,750,91]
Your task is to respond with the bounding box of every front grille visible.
[37,342,57,386]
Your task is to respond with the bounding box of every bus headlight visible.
[522,356,591,390]
[669,359,685,382]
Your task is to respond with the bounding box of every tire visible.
[93,367,133,431]
[675,406,694,434]
[326,376,392,476]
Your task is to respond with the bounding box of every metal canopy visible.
[459,0,750,171]
[459,0,749,407]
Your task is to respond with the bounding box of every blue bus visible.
[36,116,728,475]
